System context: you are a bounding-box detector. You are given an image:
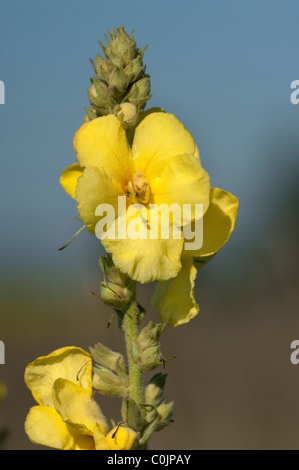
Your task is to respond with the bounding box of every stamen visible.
[125,172,151,204]
[132,172,150,204]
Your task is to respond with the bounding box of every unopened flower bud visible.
[118,103,137,122]
[144,373,167,407]
[140,345,162,371]
[99,254,130,288]
[104,27,137,69]
[100,282,133,309]
[109,67,129,98]
[126,75,151,106]
[124,56,145,83]
[95,54,109,82]
[92,366,128,397]
[138,321,164,351]
[90,342,127,380]
[87,26,151,118]
[155,401,174,431]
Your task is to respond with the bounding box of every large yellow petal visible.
[103,235,184,284]
[132,113,200,179]
[25,347,92,407]
[102,208,184,283]
[74,115,133,184]
[60,163,84,199]
[73,122,88,152]
[76,167,124,234]
[187,187,239,266]
[52,378,109,436]
[94,423,109,450]
[25,405,76,450]
[150,154,211,224]
[152,255,199,327]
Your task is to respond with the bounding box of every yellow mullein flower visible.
[24,346,109,450]
[60,112,211,283]
[94,425,137,450]
[152,188,239,326]
[105,426,137,450]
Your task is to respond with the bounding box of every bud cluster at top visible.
[86,26,151,125]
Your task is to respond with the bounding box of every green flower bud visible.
[89,83,98,98]
[138,321,164,351]
[95,54,109,83]
[87,80,116,114]
[98,255,135,309]
[124,56,145,83]
[117,103,137,122]
[87,26,151,119]
[88,80,109,104]
[155,401,174,431]
[92,366,128,397]
[90,342,128,384]
[125,75,151,106]
[99,254,130,288]
[140,346,162,371]
[144,405,159,424]
[115,103,139,131]
[144,373,167,407]
[109,67,129,97]
[100,281,133,309]
[104,27,137,69]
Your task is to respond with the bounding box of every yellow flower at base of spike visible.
[24,347,137,450]
[60,112,211,284]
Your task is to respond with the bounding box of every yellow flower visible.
[152,188,239,326]
[95,425,137,450]
[24,346,111,450]
[60,112,211,283]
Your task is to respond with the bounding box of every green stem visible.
[123,286,143,406]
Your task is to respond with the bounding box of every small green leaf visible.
[121,398,145,432]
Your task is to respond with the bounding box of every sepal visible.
[121,398,145,432]
[92,366,128,397]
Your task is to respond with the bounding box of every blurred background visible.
[1,0,299,450]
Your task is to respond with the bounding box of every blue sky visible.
[1,0,299,277]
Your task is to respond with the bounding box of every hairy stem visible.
[123,286,143,406]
